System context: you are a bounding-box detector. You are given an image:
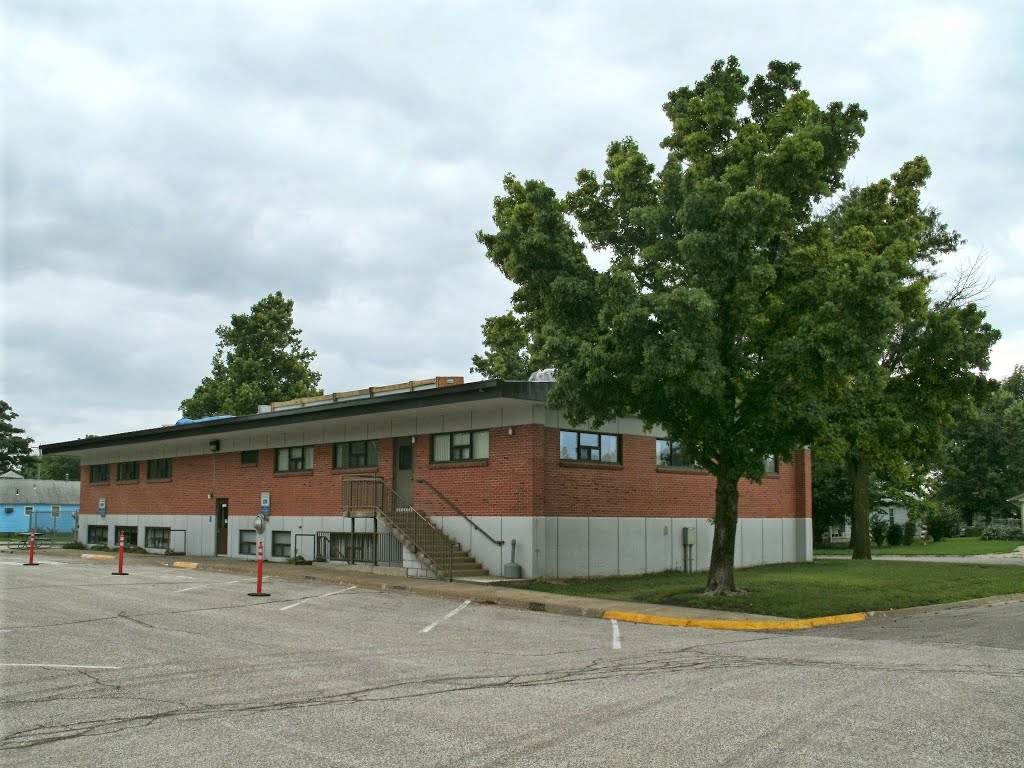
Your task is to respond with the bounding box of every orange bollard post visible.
[111,531,129,575]
[23,529,39,567]
[248,539,271,597]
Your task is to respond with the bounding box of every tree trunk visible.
[848,452,872,560]
[705,472,741,594]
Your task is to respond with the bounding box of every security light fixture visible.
[209,440,220,453]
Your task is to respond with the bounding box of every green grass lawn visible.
[815,536,1021,557]
[501,560,1024,618]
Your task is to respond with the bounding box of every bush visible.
[980,523,1024,541]
[885,523,903,547]
[902,520,917,546]
[925,509,960,543]
[89,545,112,552]
[62,540,86,549]
[870,515,888,547]
[287,555,311,565]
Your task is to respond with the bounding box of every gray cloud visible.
[3,0,1022,447]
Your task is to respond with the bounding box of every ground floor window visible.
[239,530,256,555]
[271,530,291,558]
[114,526,138,547]
[145,527,170,549]
[87,525,108,544]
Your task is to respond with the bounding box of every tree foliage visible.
[935,367,1024,525]
[0,400,34,476]
[180,292,323,418]
[814,170,999,559]
[478,57,887,593]
[470,312,534,380]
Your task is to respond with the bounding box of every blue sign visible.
[260,504,270,517]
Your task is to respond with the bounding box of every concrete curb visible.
[603,609,868,631]
[80,553,115,561]
[171,561,199,569]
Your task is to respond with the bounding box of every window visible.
[145,527,170,549]
[89,464,110,483]
[114,526,138,547]
[763,454,779,474]
[147,458,172,480]
[117,461,139,481]
[432,431,489,462]
[87,525,108,544]
[239,530,257,555]
[271,530,291,558]
[656,439,700,469]
[4,507,12,515]
[560,431,620,464]
[335,440,378,469]
[240,450,259,466]
[276,446,313,472]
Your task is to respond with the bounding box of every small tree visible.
[181,292,323,418]
[0,401,33,476]
[869,514,888,548]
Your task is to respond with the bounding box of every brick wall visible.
[79,428,809,522]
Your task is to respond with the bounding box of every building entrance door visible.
[216,498,229,555]
[393,437,414,506]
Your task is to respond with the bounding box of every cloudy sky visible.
[3,0,1022,448]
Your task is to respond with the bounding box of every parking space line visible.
[176,579,243,593]
[421,600,471,633]
[611,619,621,650]
[0,663,121,670]
[280,586,356,611]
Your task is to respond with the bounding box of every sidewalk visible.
[11,547,871,631]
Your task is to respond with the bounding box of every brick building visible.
[42,377,812,578]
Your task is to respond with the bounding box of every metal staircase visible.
[341,477,489,580]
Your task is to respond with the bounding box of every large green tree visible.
[181,292,323,418]
[815,169,999,559]
[477,57,903,593]
[470,312,534,380]
[0,400,34,476]
[935,367,1024,525]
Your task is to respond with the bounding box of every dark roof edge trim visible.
[42,380,552,454]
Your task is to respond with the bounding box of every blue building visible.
[0,471,80,534]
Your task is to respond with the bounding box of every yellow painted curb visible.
[81,553,115,561]
[603,609,867,632]
[172,561,199,569]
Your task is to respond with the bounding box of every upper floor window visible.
[147,458,172,480]
[432,431,489,463]
[656,439,700,469]
[117,461,139,482]
[560,431,620,464]
[335,440,378,469]
[276,446,313,473]
[763,454,779,474]
[240,450,259,466]
[89,464,110,483]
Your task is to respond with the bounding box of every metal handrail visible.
[342,476,453,581]
[416,479,504,547]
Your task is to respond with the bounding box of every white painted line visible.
[421,600,472,633]
[611,619,621,650]
[0,629,11,633]
[280,586,356,611]
[0,663,122,670]
[176,579,242,593]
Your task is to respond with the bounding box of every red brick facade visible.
[80,426,810,522]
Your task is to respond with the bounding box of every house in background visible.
[0,471,81,534]
[42,376,813,579]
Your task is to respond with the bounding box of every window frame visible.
[763,454,780,475]
[559,430,622,464]
[271,530,291,558]
[87,525,108,544]
[656,439,700,469]
[334,440,379,470]
[431,430,490,463]
[116,461,139,482]
[113,525,138,547]
[89,464,110,483]
[239,529,257,556]
[275,446,313,473]
[145,527,170,549]
[240,450,259,466]
[147,458,172,480]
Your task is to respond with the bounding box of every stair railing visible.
[416,479,504,548]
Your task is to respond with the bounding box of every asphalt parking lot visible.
[2,555,1023,767]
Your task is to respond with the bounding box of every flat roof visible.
[41,379,553,455]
